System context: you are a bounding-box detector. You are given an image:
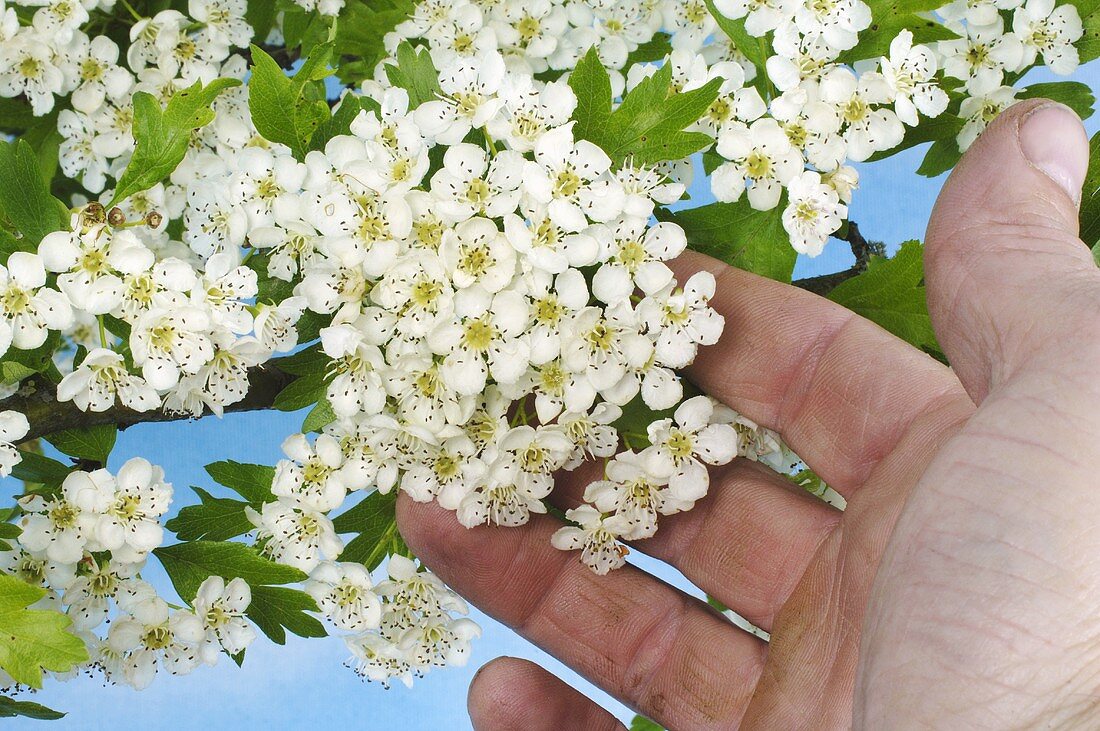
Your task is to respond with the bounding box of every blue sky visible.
[6,63,1100,730]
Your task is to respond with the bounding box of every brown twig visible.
[5,365,297,444]
[793,222,885,296]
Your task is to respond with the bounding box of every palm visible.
[397,101,1100,730]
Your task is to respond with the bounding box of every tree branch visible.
[793,222,886,296]
[5,365,297,443]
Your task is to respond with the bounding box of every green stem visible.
[118,0,143,22]
[482,128,498,155]
[759,37,775,102]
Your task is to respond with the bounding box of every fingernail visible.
[1019,103,1088,207]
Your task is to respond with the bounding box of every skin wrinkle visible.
[618,598,688,711]
[772,309,860,485]
[640,462,839,627]
[513,550,586,634]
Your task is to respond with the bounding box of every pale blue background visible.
[5,63,1099,729]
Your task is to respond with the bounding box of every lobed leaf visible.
[273,374,327,412]
[302,398,337,433]
[334,0,418,85]
[309,92,364,152]
[827,240,940,353]
[1019,81,1096,119]
[43,425,116,464]
[1081,130,1100,255]
[248,42,335,159]
[570,53,720,165]
[568,48,614,142]
[384,42,442,110]
[154,541,307,604]
[0,695,66,720]
[334,490,405,570]
[10,451,72,488]
[0,574,88,689]
[916,137,961,178]
[656,201,797,282]
[0,140,69,249]
[245,585,327,644]
[110,79,241,206]
[164,487,253,542]
[204,460,276,505]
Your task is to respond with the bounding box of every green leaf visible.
[332,489,397,533]
[1080,130,1100,251]
[20,115,62,187]
[204,461,276,505]
[574,62,720,166]
[43,425,116,463]
[10,452,71,487]
[296,309,331,343]
[0,574,88,689]
[624,32,672,67]
[154,541,307,604]
[0,139,68,248]
[110,78,241,206]
[916,137,961,178]
[0,360,36,385]
[272,343,328,376]
[827,240,940,353]
[273,374,326,411]
[334,0,418,85]
[248,42,335,159]
[302,398,337,433]
[614,396,673,450]
[334,490,404,570]
[656,201,797,282]
[164,487,253,542]
[613,379,702,450]
[309,93,363,152]
[568,48,613,143]
[245,585,326,644]
[245,1,278,41]
[384,42,442,111]
[1075,2,1100,63]
[865,113,964,162]
[840,9,957,64]
[703,0,767,71]
[629,715,665,731]
[281,6,331,53]
[0,98,36,132]
[0,330,61,383]
[1019,81,1095,120]
[248,254,297,306]
[0,695,66,720]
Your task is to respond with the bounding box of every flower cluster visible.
[30,0,256,195]
[0,458,247,690]
[0,0,1090,701]
[222,68,734,587]
[309,555,479,687]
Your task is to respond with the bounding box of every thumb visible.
[925,99,1096,403]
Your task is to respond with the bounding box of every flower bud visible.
[82,201,106,226]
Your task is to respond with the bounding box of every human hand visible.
[396,98,1099,730]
